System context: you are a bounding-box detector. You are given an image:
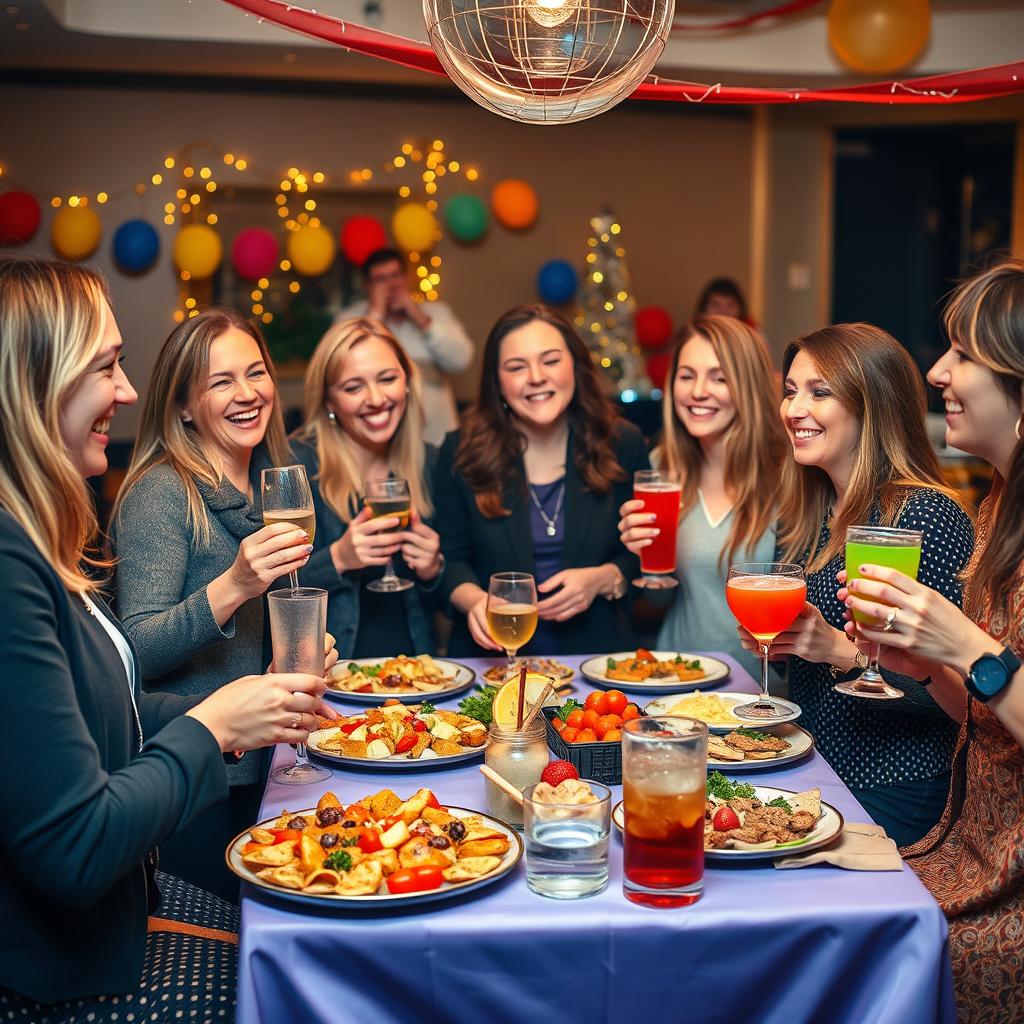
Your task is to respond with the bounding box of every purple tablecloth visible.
[237,653,956,1024]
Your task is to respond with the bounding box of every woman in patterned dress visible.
[844,258,1024,1024]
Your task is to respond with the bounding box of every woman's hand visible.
[187,671,327,753]
[843,564,999,677]
[397,510,443,582]
[467,593,502,651]
[330,506,402,573]
[537,566,607,622]
[229,523,313,600]
[737,601,854,666]
[617,498,658,557]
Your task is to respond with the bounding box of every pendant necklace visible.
[528,481,565,537]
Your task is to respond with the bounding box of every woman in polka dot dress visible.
[740,324,974,846]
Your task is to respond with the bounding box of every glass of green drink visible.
[842,525,923,698]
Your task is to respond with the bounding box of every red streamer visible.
[221,0,1024,107]
[672,0,824,34]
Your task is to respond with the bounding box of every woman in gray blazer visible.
[112,308,318,898]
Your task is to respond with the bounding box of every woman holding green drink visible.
[738,323,974,845]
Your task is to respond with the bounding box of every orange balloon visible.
[491,179,539,231]
[828,0,931,75]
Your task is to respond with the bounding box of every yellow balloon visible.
[51,206,102,261]
[286,224,336,276]
[391,203,438,253]
[828,0,931,75]
[173,224,223,279]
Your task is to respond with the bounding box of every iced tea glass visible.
[622,716,708,908]
[632,469,682,590]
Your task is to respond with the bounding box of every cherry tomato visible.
[552,718,566,733]
[382,698,403,706]
[574,728,598,744]
[355,683,374,693]
[596,714,622,738]
[340,718,367,735]
[560,727,579,743]
[605,690,628,716]
[386,866,445,895]
[602,728,622,742]
[412,718,428,732]
[582,708,601,732]
[584,691,610,715]
[395,734,417,754]
[357,828,383,854]
[425,791,441,810]
[565,709,586,730]
[621,703,640,722]
[268,829,302,845]
[636,647,655,662]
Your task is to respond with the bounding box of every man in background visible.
[338,247,474,445]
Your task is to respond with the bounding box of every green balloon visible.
[444,193,489,243]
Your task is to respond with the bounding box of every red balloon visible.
[645,352,672,390]
[340,215,388,266]
[232,228,279,281]
[636,305,673,349]
[0,191,42,245]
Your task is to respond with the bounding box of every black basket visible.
[542,707,622,785]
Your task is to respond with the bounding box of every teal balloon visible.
[444,193,489,243]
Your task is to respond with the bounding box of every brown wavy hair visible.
[659,315,786,568]
[455,305,625,517]
[943,256,1024,609]
[776,323,963,573]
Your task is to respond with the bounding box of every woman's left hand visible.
[397,511,443,582]
[537,567,605,622]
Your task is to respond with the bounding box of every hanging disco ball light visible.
[423,0,676,125]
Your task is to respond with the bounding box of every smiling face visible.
[326,335,408,452]
[497,319,575,432]
[673,333,737,444]
[781,350,861,488]
[183,328,275,465]
[928,342,1021,472]
[60,298,138,477]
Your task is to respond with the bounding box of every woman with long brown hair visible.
[741,323,974,845]
[293,317,443,657]
[842,258,1024,1024]
[618,316,785,676]
[433,304,648,656]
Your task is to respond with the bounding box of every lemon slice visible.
[492,672,556,727]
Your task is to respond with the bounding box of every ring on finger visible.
[882,607,897,632]
[290,713,301,730]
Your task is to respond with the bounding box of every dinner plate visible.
[706,723,814,771]
[580,652,730,693]
[643,691,802,733]
[307,728,487,771]
[612,786,843,861]
[324,658,476,705]
[227,805,522,908]
[482,658,574,685]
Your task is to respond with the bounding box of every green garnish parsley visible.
[766,797,793,813]
[419,702,436,715]
[706,771,756,801]
[673,655,702,669]
[458,685,499,726]
[349,662,381,677]
[324,850,353,872]
[556,698,584,723]
[607,657,617,670]
[340,836,360,848]
[735,727,771,741]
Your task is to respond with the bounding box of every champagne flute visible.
[486,572,538,675]
[725,562,807,719]
[261,465,315,594]
[365,477,414,594]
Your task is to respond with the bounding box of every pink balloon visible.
[340,215,388,265]
[232,228,279,281]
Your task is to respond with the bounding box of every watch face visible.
[971,655,1009,697]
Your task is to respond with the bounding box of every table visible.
[237,653,956,1024]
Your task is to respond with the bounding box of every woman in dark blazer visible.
[435,305,648,657]
[0,257,327,1017]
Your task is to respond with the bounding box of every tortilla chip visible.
[316,791,342,814]
[257,864,306,890]
[298,834,327,875]
[335,860,383,896]
[249,827,276,844]
[243,842,298,869]
[443,856,501,882]
[364,849,400,876]
[458,836,510,859]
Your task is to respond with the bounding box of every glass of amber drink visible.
[632,469,682,589]
[365,477,413,594]
[486,572,538,672]
[622,716,708,907]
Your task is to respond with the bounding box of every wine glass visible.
[726,562,807,720]
[631,470,681,589]
[364,477,414,594]
[486,572,538,674]
[261,465,315,593]
[840,525,923,699]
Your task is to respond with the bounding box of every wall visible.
[0,81,755,439]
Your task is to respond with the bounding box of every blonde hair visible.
[0,256,112,593]
[297,317,431,523]
[776,323,963,573]
[658,315,786,568]
[114,308,290,547]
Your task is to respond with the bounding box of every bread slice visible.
[792,788,821,818]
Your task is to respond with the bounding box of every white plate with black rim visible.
[227,805,522,908]
[580,652,730,694]
[324,657,476,706]
[612,785,843,862]
[643,691,802,733]
[706,723,814,771]
[307,727,487,772]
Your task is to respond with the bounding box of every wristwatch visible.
[830,651,869,678]
[965,646,1021,703]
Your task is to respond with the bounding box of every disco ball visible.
[423,0,676,125]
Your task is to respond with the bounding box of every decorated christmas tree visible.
[574,209,648,397]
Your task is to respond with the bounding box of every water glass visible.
[523,781,611,899]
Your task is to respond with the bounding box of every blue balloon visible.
[113,219,160,272]
[537,259,578,305]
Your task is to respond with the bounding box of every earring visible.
[327,410,337,425]
[181,413,192,424]
[1016,412,1022,441]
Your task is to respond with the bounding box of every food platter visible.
[706,723,814,771]
[580,651,730,693]
[308,734,486,772]
[324,656,476,705]
[643,691,801,733]
[227,791,522,908]
[482,658,574,685]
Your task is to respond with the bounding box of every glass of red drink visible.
[632,469,682,590]
[726,561,806,720]
[622,716,708,908]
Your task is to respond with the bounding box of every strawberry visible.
[541,759,579,786]
[712,807,741,832]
